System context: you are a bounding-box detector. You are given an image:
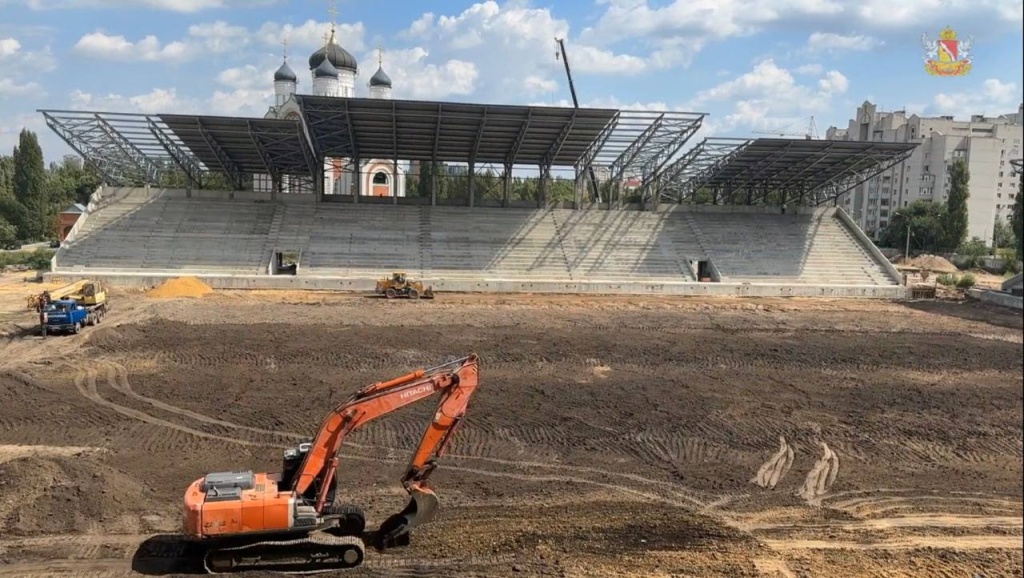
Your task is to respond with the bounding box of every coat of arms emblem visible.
[921,27,973,76]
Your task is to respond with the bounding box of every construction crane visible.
[754,116,819,140]
[555,37,602,202]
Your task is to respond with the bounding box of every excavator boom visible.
[181,354,481,573]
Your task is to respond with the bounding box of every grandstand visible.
[38,97,917,298]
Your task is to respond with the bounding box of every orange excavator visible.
[181,354,481,573]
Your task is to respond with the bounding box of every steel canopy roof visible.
[694,138,919,190]
[293,95,620,167]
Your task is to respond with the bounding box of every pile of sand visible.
[146,276,214,299]
[903,254,959,274]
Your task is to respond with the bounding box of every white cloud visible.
[570,45,648,75]
[931,79,1020,119]
[688,59,847,134]
[73,32,193,62]
[360,46,477,100]
[818,70,849,95]
[522,75,558,97]
[0,36,54,99]
[579,0,1020,67]
[68,81,274,118]
[71,18,366,65]
[5,0,280,12]
[806,32,882,53]
[256,20,365,55]
[0,37,20,57]
[0,77,42,97]
[795,63,823,74]
[394,1,654,105]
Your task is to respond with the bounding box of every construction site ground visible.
[0,273,1021,577]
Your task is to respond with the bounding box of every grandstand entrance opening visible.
[273,250,299,275]
[697,260,714,282]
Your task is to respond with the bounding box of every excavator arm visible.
[291,354,480,543]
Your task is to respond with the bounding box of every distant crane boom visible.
[753,116,818,140]
[555,37,601,203]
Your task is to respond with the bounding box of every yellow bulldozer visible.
[374,272,435,300]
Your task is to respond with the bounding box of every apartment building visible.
[826,101,1023,246]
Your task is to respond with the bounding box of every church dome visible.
[308,29,357,73]
[369,66,391,88]
[274,60,297,83]
[313,56,339,79]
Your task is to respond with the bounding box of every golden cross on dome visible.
[281,37,288,60]
[327,1,339,26]
[377,44,384,66]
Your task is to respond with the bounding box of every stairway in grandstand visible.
[56,188,899,287]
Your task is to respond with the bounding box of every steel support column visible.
[195,118,244,190]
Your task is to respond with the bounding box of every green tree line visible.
[406,162,582,203]
[878,158,1023,260]
[1,129,102,247]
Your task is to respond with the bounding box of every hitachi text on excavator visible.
[181,354,481,573]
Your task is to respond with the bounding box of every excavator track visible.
[203,533,365,575]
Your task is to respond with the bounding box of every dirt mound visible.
[146,276,213,299]
[900,254,959,274]
[0,454,163,536]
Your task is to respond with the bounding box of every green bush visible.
[956,273,976,289]
[0,249,54,270]
[936,273,957,286]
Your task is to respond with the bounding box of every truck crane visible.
[181,354,481,573]
[555,37,602,203]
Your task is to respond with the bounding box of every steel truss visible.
[39,109,320,192]
[569,110,706,203]
[40,111,196,186]
[659,138,752,203]
[661,138,918,206]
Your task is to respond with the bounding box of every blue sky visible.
[1,0,1021,163]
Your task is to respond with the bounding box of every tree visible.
[993,217,1015,249]
[0,156,14,198]
[12,129,49,240]
[0,215,16,246]
[878,200,947,253]
[944,158,969,251]
[1013,178,1023,260]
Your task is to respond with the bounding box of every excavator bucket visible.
[375,484,438,549]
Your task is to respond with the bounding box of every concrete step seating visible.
[684,212,896,286]
[552,210,696,281]
[57,189,898,288]
[59,194,273,273]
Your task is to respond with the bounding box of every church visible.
[264,21,406,198]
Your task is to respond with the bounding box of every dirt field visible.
[0,279,1021,577]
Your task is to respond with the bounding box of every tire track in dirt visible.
[762,535,1023,551]
[798,442,840,505]
[70,365,270,449]
[103,361,302,442]
[751,436,795,490]
[66,361,712,510]
[826,491,1024,518]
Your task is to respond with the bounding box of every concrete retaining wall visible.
[40,270,907,299]
[967,288,1024,310]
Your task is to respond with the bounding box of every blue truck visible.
[40,298,107,336]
